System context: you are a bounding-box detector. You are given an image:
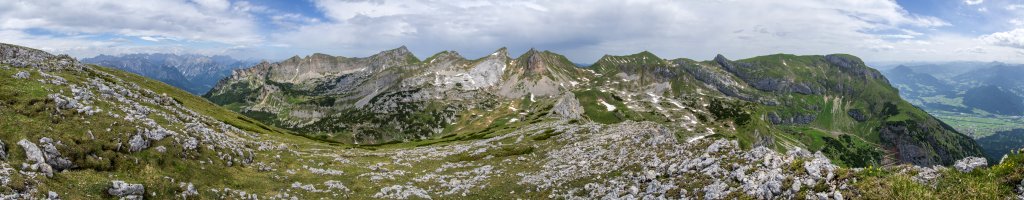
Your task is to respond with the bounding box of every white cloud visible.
[965,0,984,5]
[139,36,161,42]
[1011,19,1024,26]
[1008,4,1024,10]
[956,46,987,54]
[266,0,965,62]
[981,28,1024,49]
[192,0,231,11]
[0,0,262,46]
[4,0,1023,63]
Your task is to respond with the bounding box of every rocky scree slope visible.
[0,42,1021,199]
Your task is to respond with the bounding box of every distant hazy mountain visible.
[882,62,1024,163]
[82,53,256,94]
[872,61,1004,78]
[883,63,1024,116]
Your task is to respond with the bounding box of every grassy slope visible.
[0,64,366,198]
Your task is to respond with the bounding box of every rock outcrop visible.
[39,138,74,171]
[954,157,987,172]
[17,139,53,177]
[550,92,584,119]
[12,71,28,79]
[108,181,145,199]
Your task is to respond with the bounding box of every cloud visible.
[0,0,262,46]
[4,0,1023,63]
[965,0,984,5]
[981,28,1024,49]
[192,0,231,11]
[956,46,987,54]
[139,36,162,42]
[264,0,962,62]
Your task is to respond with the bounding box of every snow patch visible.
[599,99,617,111]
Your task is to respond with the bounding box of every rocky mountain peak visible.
[427,50,464,62]
[373,46,417,62]
[490,47,509,58]
[713,54,730,64]
[515,48,553,76]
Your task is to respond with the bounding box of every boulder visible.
[804,152,836,181]
[108,180,144,199]
[12,71,29,79]
[17,139,53,177]
[953,157,987,173]
[47,191,59,200]
[128,133,149,152]
[39,138,74,170]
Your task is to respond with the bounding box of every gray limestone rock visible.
[39,138,74,170]
[46,191,60,200]
[804,152,836,181]
[12,71,29,79]
[703,181,729,200]
[17,139,53,177]
[550,92,584,119]
[128,133,149,152]
[108,180,145,199]
[954,157,987,173]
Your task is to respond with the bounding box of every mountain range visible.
[882,62,1024,163]
[206,46,981,167]
[81,53,256,95]
[1,42,1021,199]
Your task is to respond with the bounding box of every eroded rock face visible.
[954,157,987,173]
[108,180,145,199]
[550,92,584,119]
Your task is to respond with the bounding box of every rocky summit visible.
[2,42,1023,199]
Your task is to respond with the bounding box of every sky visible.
[3,0,1024,64]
